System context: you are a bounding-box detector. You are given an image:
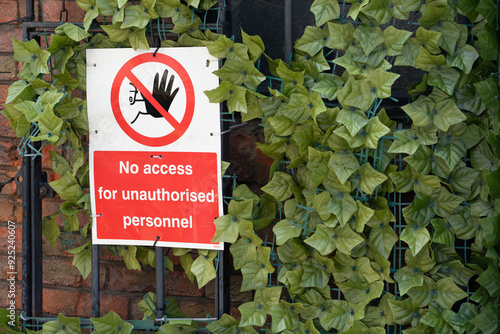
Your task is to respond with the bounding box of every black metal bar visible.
[284,0,292,62]
[155,246,165,320]
[215,0,231,319]
[31,141,43,316]
[26,0,35,21]
[91,244,100,318]
[21,155,32,317]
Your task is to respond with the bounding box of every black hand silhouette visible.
[131,70,179,124]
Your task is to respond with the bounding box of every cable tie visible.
[153,236,161,247]
[153,45,161,57]
[91,213,103,218]
[210,122,248,136]
[151,155,162,159]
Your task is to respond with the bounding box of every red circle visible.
[110,53,195,147]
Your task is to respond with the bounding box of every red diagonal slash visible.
[125,70,181,128]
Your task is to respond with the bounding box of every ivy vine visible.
[1,0,500,333]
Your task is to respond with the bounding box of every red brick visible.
[0,114,18,139]
[0,281,22,311]
[18,0,40,21]
[0,197,15,222]
[100,293,130,319]
[230,131,256,182]
[15,197,21,224]
[0,140,21,167]
[0,224,21,255]
[0,1,19,25]
[0,26,22,52]
[42,288,85,316]
[0,54,18,81]
[164,270,203,297]
[108,264,156,292]
[130,294,148,320]
[254,146,273,185]
[43,256,87,288]
[40,0,85,23]
[81,262,106,290]
[0,84,9,109]
[205,275,252,302]
[0,254,22,281]
[0,169,20,196]
[41,145,53,169]
[177,299,215,318]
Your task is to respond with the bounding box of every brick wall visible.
[0,0,271,321]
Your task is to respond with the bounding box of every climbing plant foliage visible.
[1,0,500,333]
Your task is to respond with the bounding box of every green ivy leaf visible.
[435,135,467,171]
[476,263,500,298]
[416,27,441,54]
[369,68,400,98]
[383,26,413,56]
[301,258,331,289]
[158,320,199,334]
[329,150,359,184]
[325,21,354,50]
[428,65,460,95]
[311,73,342,100]
[273,219,302,246]
[12,38,50,75]
[43,314,81,334]
[262,172,294,202]
[42,215,61,248]
[346,0,369,20]
[310,0,340,26]
[118,245,141,271]
[270,302,300,332]
[55,22,91,42]
[447,44,479,74]
[206,314,238,334]
[431,218,455,247]
[101,23,130,42]
[338,279,384,308]
[388,297,421,325]
[255,286,282,313]
[66,242,92,280]
[363,116,390,149]
[361,0,395,24]
[214,58,265,91]
[470,303,500,334]
[241,29,264,62]
[320,300,356,332]
[474,76,500,109]
[355,163,387,195]
[49,171,83,202]
[239,301,267,327]
[91,311,133,334]
[476,0,496,27]
[241,260,270,291]
[395,266,424,295]
[368,221,398,259]
[268,116,296,136]
[353,24,385,55]
[477,30,498,61]
[190,254,216,288]
[128,27,149,50]
[400,224,431,256]
[294,26,325,56]
[327,190,357,227]
[420,303,452,334]
[337,108,368,136]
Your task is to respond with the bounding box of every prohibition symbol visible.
[110,53,195,147]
